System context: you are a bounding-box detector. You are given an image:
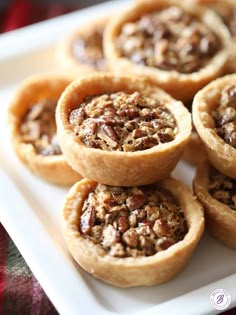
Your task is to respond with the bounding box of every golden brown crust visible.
[182,130,207,165]
[193,160,236,249]
[103,0,230,103]
[56,73,192,186]
[56,16,109,76]
[8,74,82,185]
[192,74,236,179]
[62,177,204,287]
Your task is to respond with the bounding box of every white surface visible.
[0,1,235,314]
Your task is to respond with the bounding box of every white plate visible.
[0,1,235,314]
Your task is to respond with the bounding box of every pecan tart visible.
[194,0,236,73]
[192,74,236,178]
[62,177,204,287]
[56,73,191,186]
[194,160,236,249]
[8,75,82,185]
[104,0,230,102]
[57,17,108,76]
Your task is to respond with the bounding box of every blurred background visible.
[0,0,109,33]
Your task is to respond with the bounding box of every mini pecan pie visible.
[8,75,82,185]
[56,73,191,186]
[194,160,236,249]
[193,74,236,178]
[104,0,230,102]
[62,177,204,287]
[57,17,108,76]
[195,0,236,73]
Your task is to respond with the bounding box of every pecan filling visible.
[209,2,236,37]
[79,183,187,257]
[116,6,221,73]
[72,26,106,70]
[69,91,177,152]
[212,84,236,148]
[209,166,236,210]
[20,99,62,156]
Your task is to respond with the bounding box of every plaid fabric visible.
[0,224,58,315]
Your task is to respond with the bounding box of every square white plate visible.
[0,1,235,314]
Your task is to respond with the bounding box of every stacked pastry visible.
[8,0,236,287]
[55,73,204,287]
[193,74,236,250]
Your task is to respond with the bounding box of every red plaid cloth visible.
[0,224,58,315]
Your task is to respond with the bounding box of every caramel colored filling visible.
[20,99,62,156]
[69,91,177,152]
[212,84,236,148]
[72,26,106,70]
[80,183,187,257]
[209,166,236,210]
[116,6,221,73]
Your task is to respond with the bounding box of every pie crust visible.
[8,75,82,185]
[103,0,230,103]
[192,74,236,179]
[182,130,207,165]
[62,177,204,287]
[56,16,109,76]
[193,159,236,249]
[56,73,192,186]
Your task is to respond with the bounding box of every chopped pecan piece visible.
[90,225,103,243]
[156,237,175,251]
[72,25,106,71]
[153,219,171,237]
[117,216,130,233]
[139,235,155,256]
[80,206,96,234]
[212,84,236,148]
[127,192,146,210]
[109,243,125,257]
[209,166,236,210]
[20,99,62,156]
[102,224,120,248]
[122,229,139,248]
